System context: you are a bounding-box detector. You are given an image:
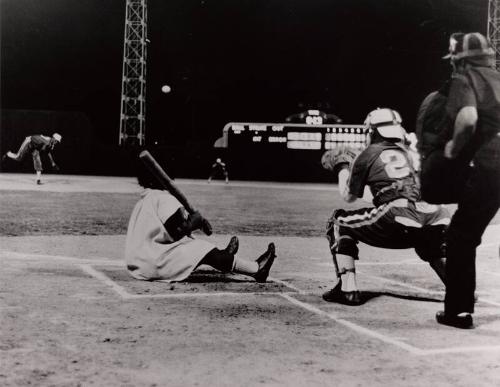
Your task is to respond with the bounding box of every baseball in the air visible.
[161,85,171,94]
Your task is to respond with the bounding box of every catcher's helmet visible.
[443,32,494,61]
[364,108,405,142]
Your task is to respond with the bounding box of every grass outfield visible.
[1,181,498,238]
[0,184,367,237]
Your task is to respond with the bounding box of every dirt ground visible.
[1,173,499,386]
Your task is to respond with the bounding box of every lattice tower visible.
[119,0,148,146]
[488,0,500,70]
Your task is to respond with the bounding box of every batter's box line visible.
[78,264,301,300]
[279,293,500,356]
[79,263,500,355]
[0,250,120,266]
[79,264,132,299]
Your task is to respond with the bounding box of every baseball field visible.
[1,172,499,386]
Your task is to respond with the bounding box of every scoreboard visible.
[213,122,367,180]
[218,122,367,151]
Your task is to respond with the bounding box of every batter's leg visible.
[198,237,276,283]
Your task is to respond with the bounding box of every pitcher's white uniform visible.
[125,188,215,281]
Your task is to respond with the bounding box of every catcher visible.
[2,133,61,185]
[321,108,451,305]
[125,159,276,282]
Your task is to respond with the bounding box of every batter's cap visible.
[364,108,405,141]
[443,32,495,60]
[53,133,62,142]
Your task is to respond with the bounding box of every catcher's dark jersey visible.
[348,142,419,206]
[332,141,449,255]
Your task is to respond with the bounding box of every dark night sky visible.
[0,0,488,148]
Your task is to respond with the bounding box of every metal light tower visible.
[119,0,148,146]
[488,0,500,70]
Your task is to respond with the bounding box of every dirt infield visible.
[1,173,499,386]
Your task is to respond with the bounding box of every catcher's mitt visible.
[321,146,361,174]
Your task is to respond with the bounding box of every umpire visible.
[436,32,500,328]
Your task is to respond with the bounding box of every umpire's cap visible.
[443,32,494,61]
[52,133,62,142]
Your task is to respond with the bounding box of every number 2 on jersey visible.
[379,149,410,178]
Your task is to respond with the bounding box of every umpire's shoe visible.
[436,311,474,329]
[225,236,239,256]
[254,243,276,283]
[322,280,363,306]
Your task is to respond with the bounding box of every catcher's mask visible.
[364,108,405,144]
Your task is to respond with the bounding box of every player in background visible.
[125,160,276,282]
[2,133,61,185]
[207,158,229,184]
[321,108,450,305]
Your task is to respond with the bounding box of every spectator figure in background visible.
[208,158,229,184]
[434,32,500,329]
[2,133,62,185]
[125,157,276,282]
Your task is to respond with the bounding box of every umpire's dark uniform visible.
[440,33,500,327]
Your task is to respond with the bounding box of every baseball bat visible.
[139,150,197,214]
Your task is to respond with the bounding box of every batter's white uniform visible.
[125,188,215,281]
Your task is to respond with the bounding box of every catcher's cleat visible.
[225,236,239,256]
[436,311,474,329]
[254,243,276,283]
[322,281,363,306]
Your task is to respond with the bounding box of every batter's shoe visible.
[322,281,363,306]
[225,236,239,256]
[436,311,474,329]
[254,243,276,283]
[36,180,42,185]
